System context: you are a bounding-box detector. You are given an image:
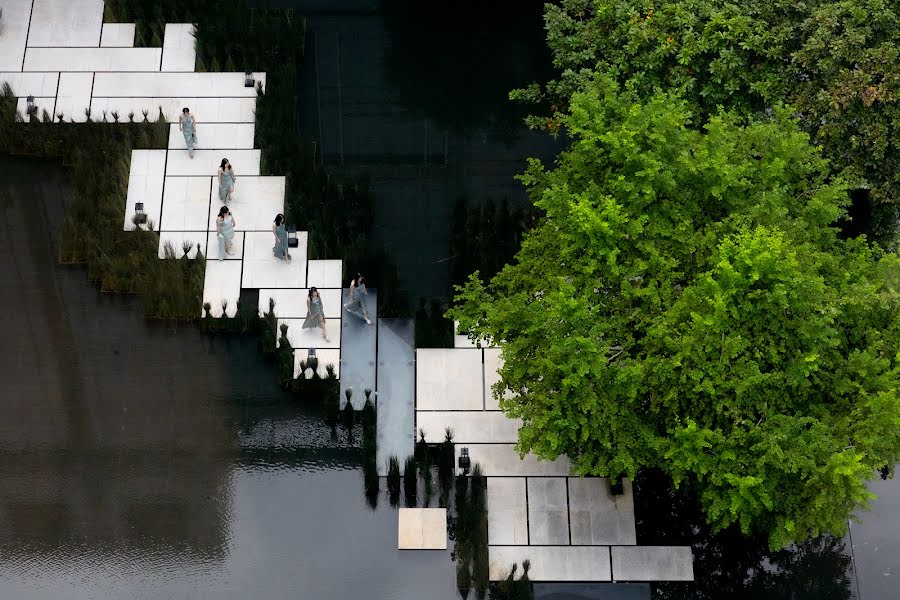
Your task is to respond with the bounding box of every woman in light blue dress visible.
[218,158,236,203]
[272,213,291,262]
[178,107,196,158]
[344,274,372,325]
[302,287,331,342]
[215,206,236,260]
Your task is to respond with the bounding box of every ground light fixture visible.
[287,226,299,248]
[133,202,147,225]
[244,71,255,88]
[26,95,36,116]
[458,447,471,475]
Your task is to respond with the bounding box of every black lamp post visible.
[26,95,36,116]
[458,447,471,475]
[244,71,255,88]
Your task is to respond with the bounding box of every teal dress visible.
[182,116,195,153]
[273,223,290,260]
[345,283,370,320]
[217,214,234,260]
[219,168,235,203]
[303,297,324,329]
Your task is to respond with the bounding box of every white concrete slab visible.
[168,149,261,178]
[398,508,447,550]
[568,478,637,546]
[484,348,515,411]
[416,348,484,410]
[610,547,694,582]
[487,478,528,545]
[124,150,166,231]
[454,320,480,348]
[242,231,306,288]
[294,348,340,379]
[158,231,205,259]
[206,176,284,231]
[94,72,262,98]
[161,24,196,72]
[100,23,135,47]
[205,230,244,261]
[277,318,340,349]
[455,444,571,477]
[168,123,255,150]
[0,0,33,70]
[307,259,343,288]
[202,260,242,318]
[159,176,212,231]
[257,288,342,319]
[528,478,570,545]
[91,97,257,123]
[0,72,59,96]
[28,0,103,47]
[54,72,93,122]
[416,411,521,444]
[15,96,55,122]
[489,546,611,582]
[24,47,161,71]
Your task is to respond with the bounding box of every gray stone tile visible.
[339,288,377,409]
[568,477,637,545]
[487,478,528,545]
[528,508,569,545]
[416,348,483,410]
[376,319,415,475]
[454,444,570,477]
[611,546,694,581]
[489,546,611,581]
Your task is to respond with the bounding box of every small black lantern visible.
[244,71,255,88]
[26,95,36,116]
[287,225,299,248]
[133,202,147,225]
[458,447,471,475]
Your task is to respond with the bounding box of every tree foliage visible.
[514,0,900,215]
[450,77,900,548]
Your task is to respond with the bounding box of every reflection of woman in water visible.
[302,287,330,342]
[344,274,372,325]
[272,213,291,262]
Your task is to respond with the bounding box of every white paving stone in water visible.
[124,150,166,231]
[568,478,637,546]
[278,318,341,350]
[100,23,136,47]
[24,47,162,72]
[161,24,196,72]
[487,478,528,545]
[158,231,205,259]
[206,176,285,231]
[398,508,447,550]
[0,0,33,70]
[307,259,344,288]
[527,477,570,545]
[257,288,342,319]
[27,0,103,47]
[455,444,570,477]
[293,348,341,379]
[242,231,306,288]
[0,72,59,96]
[202,260,242,318]
[168,123,256,150]
[488,546,611,582]
[205,230,245,261]
[167,149,261,178]
[416,411,521,444]
[93,72,263,98]
[91,97,257,123]
[416,348,484,410]
[54,72,93,122]
[610,546,694,581]
[159,176,212,231]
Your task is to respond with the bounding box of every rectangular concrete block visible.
[159,176,212,231]
[0,0,32,70]
[161,24,196,71]
[416,348,483,410]
[487,478,528,545]
[91,97,257,123]
[243,231,306,288]
[24,47,161,71]
[54,72,93,122]
[489,546,611,581]
[398,508,447,550]
[568,478,637,546]
[124,149,166,230]
[307,259,344,289]
[278,317,340,350]
[455,444,571,477]
[528,477,570,545]
[28,0,103,47]
[168,123,256,150]
[100,23,135,47]
[206,176,284,232]
[416,411,521,444]
[168,149,261,178]
[610,546,694,581]
[202,260,242,318]
[375,319,416,475]
[0,72,59,96]
[94,72,261,98]
[258,288,342,320]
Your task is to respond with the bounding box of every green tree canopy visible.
[450,77,900,549]
[514,0,900,214]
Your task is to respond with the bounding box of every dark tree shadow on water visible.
[634,470,854,600]
[381,0,554,139]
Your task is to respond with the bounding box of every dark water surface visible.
[0,154,456,599]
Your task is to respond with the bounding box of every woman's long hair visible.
[220,158,229,170]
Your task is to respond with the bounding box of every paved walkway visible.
[1,0,352,379]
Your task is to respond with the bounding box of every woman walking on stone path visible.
[215,206,236,260]
[272,213,292,262]
[303,287,331,342]
[344,274,372,325]
[218,158,236,203]
[178,107,196,158]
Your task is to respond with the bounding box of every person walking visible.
[218,158,236,203]
[178,107,197,158]
[302,287,331,342]
[272,213,291,262]
[215,206,236,260]
[344,274,372,325]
